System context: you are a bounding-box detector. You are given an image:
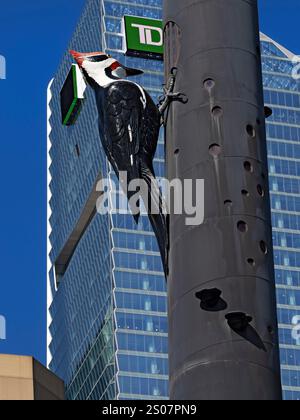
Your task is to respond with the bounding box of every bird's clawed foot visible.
[158,67,188,125]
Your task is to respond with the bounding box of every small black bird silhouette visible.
[70,50,168,276]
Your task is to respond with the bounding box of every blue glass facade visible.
[48,0,300,401]
[261,34,300,401]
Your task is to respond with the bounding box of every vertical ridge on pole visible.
[164,0,282,400]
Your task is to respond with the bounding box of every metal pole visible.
[164,0,282,400]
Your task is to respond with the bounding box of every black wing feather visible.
[102,82,143,177]
[96,81,168,275]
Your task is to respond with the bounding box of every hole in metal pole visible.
[257,184,265,197]
[212,106,223,118]
[241,189,250,197]
[237,221,248,233]
[174,149,180,155]
[260,240,268,255]
[264,106,273,119]
[244,161,253,173]
[226,312,253,332]
[224,200,233,206]
[209,144,222,157]
[226,311,267,350]
[203,78,215,90]
[196,288,227,312]
[246,124,256,138]
[247,258,256,267]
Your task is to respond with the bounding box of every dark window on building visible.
[75,144,80,157]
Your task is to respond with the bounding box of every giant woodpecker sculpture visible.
[70,50,172,275]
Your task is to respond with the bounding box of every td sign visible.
[123,16,163,60]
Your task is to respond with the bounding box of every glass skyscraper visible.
[47,0,167,400]
[48,0,300,401]
[261,33,300,400]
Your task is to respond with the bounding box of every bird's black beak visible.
[124,66,144,77]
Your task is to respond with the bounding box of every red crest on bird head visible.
[69,50,107,67]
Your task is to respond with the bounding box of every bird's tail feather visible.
[139,162,169,277]
[126,165,141,224]
[117,164,141,224]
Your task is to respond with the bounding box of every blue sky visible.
[0,0,298,365]
[259,0,299,54]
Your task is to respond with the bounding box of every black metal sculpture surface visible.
[70,50,168,275]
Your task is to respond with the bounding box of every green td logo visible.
[123,15,164,60]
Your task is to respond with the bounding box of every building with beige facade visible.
[0,354,64,400]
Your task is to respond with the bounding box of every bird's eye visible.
[89,55,109,62]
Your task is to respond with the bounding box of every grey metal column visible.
[164,0,282,400]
